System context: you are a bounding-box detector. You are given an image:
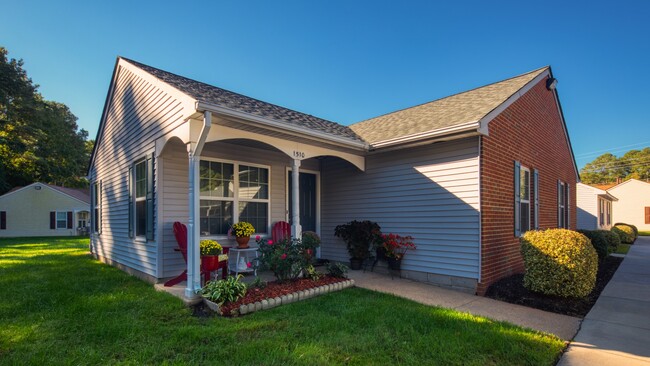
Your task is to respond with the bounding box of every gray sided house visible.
[89,58,577,298]
[0,182,90,237]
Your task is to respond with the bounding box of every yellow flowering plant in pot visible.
[230,221,255,248]
[200,239,223,272]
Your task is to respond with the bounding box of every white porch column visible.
[291,158,302,238]
[185,151,202,298]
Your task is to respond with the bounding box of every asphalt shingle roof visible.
[122,58,364,143]
[349,67,549,144]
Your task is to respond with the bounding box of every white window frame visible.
[598,198,605,227]
[199,157,271,239]
[56,211,68,229]
[134,159,147,237]
[519,166,531,234]
[558,181,568,229]
[606,201,612,226]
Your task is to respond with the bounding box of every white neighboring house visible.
[608,179,650,231]
[0,182,90,237]
[576,182,617,230]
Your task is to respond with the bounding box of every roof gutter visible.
[196,101,369,151]
[370,121,479,149]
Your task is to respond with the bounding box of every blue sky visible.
[1,0,649,168]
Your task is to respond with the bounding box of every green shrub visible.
[326,262,349,278]
[200,275,247,305]
[520,229,597,298]
[255,237,320,282]
[577,229,610,262]
[597,230,621,252]
[615,222,638,239]
[612,224,636,244]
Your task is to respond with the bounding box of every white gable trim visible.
[477,69,551,135]
[0,183,89,206]
[608,178,650,192]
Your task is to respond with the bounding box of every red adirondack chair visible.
[272,221,291,243]
[164,222,229,287]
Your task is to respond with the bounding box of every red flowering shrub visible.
[256,236,320,282]
[378,233,416,259]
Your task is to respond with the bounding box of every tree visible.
[580,148,650,184]
[0,47,90,193]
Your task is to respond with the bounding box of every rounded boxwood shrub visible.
[597,230,621,252]
[520,229,598,298]
[612,224,635,244]
[615,222,638,239]
[578,229,610,262]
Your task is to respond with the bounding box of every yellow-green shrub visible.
[612,224,635,244]
[520,229,598,298]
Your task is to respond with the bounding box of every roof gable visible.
[0,183,90,204]
[120,58,363,143]
[607,178,650,192]
[349,67,549,145]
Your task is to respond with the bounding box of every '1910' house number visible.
[293,151,305,159]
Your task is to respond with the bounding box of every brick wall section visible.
[478,77,577,295]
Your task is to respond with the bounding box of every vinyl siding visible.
[90,65,188,278]
[0,184,88,237]
[577,183,599,230]
[610,180,650,231]
[321,137,480,279]
[160,140,319,278]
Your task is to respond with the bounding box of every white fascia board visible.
[196,101,368,151]
[370,121,479,149]
[477,70,551,135]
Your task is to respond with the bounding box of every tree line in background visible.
[0,47,93,194]
[580,147,650,184]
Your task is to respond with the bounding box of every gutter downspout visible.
[185,111,212,299]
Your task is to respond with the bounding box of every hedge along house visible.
[89,57,578,299]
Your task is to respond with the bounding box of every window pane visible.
[200,161,234,198]
[135,161,146,198]
[239,165,268,199]
[200,200,233,235]
[520,202,530,232]
[238,201,268,233]
[136,200,146,236]
[520,170,530,200]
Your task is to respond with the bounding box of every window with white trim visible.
[558,181,569,228]
[606,201,612,226]
[599,198,605,226]
[519,167,531,233]
[134,159,147,237]
[56,212,67,229]
[91,181,101,234]
[199,159,269,236]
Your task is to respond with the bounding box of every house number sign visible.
[293,150,305,159]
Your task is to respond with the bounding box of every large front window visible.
[56,212,67,229]
[200,160,269,236]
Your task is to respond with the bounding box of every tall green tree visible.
[0,47,90,193]
[580,148,650,184]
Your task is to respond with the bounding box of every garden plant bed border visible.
[485,256,623,317]
[200,276,355,317]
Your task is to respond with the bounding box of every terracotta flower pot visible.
[235,236,250,249]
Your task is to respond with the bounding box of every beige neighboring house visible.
[0,182,90,237]
[577,182,617,230]
[608,179,650,231]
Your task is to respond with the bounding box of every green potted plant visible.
[377,233,416,270]
[200,275,247,314]
[200,239,223,272]
[230,221,255,248]
[334,220,381,270]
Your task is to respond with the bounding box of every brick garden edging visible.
[204,279,355,316]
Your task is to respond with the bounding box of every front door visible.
[288,172,317,233]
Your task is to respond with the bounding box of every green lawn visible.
[0,237,565,365]
[639,231,650,236]
[615,244,631,255]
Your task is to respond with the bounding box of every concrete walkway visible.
[558,236,650,365]
[347,270,581,340]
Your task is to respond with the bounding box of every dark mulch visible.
[193,275,348,317]
[485,256,623,317]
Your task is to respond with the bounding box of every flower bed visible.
[212,276,353,317]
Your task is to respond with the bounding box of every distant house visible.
[0,182,90,237]
[608,179,650,231]
[576,182,617,230]
[88,57,578,297]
